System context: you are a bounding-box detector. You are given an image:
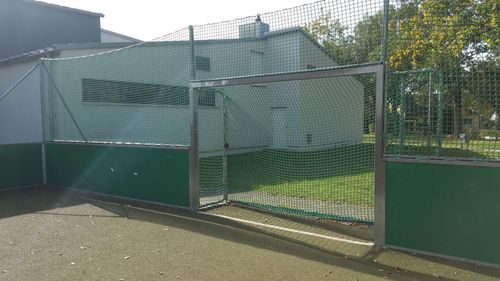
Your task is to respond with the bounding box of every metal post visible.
[189,87,200,211]
[374,64,387,246]
[381,0,390,62]
[222,93,228,202]
[399,77,405,153]
[189,25,196,80]
[437,72,443,155]
[427,71,432,148]
[39,61,48,185]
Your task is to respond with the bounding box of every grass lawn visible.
[201,143,375,207]
[384,134,500,159]
[201,135,499,208]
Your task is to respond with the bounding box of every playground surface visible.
[1,186,499,281]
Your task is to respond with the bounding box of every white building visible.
[2,19,364,153]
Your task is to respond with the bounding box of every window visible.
[198,89,216,106]
[196,56,211,71]
[82,79,189,105]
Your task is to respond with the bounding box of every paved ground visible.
[1,186,499,281]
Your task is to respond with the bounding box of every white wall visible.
[41,32,360,153]
[46,44,192,145]
[265,33,302,148]
[0,61,43,144]
[298,35,364,149]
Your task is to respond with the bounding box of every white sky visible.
[41,0,320,41]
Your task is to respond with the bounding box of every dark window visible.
[196,56,211,71]
[307,64,317,69]
[198,89,216,106]
[82,79,189,105]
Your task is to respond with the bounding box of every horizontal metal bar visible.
[190,62,383,88]
[45,140,190,150]
[384,155,500,168]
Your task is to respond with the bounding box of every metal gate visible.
[191,64,385,231]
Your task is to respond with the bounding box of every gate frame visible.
[189,62,386,246]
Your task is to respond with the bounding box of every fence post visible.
[189,25,196,80]
[374,63,386,246]
[189,87,200,211]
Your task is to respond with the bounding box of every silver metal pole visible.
[427,71,432,148]
[189,87,200,211]
[190,63,383,88]
[189,25,196,80]
[39,61,48,185]
[374,64,387,246]
[222,93,228,202]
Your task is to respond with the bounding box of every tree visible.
[388,0,499,137]
[306,0,500,138]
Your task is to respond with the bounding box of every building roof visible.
[0,27,335,66]
[18,0,104,18]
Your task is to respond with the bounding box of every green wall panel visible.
[386,161,500,265]
[45,143,190,208]
[0,143,43,190]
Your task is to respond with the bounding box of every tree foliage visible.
[306,0,500,135]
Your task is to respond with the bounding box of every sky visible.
[41,0,320,41]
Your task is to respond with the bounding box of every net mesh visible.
[38,0,499,223]
[198,74,376,222]
[41,30,192,146]
[385,0,500,160]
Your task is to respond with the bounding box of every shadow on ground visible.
[1,186,499,281]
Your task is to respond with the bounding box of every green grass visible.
[384,134,500,159]
[201,143,375,206]
[201,135,500,208]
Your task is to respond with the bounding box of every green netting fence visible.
[39,0,499,223]
[385,0,500,160]
[197,74,377,222]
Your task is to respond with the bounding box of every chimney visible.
[239,15,270,38]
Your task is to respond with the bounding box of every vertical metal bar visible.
[39,61,48,185]
[189,87,200,211]
[189,25,196,80]
[437,72,443,155]
[399,77,405,153]
[222,93,228,202]
[41,143,47,185]
[42,61,55,141]
[380,0,390,62]
[374,64,387,246]
[427,71,432,148]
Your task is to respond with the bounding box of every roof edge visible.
[21,0,104,17]
[101,29,143,42]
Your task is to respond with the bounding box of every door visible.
[271,107,288,148]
